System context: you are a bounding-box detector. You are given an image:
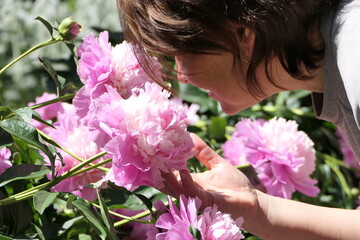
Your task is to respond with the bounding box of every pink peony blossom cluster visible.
[222,117,319,199]
[75,31,194,191]
[336,129,360,171]
[77,31,161,100]
[89,83,194,191]
[0,147,12,175]
[43,105,109,201]
[77,31,112,91]
[147,195,244,240]
[32,31,194,197]
[172,98,200,126]
[28,92,66,130]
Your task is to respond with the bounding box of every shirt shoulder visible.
[333,0,360,126]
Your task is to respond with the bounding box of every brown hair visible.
[117,0,339,95]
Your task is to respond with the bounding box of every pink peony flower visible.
[148,195,244,240]
[77,31,161,100]
[43,105,109,201]
[198,206,244,240]
[88,83,194,191]
[172,98,200,126]
[0,147,12,175]
[112,208,157,240]
[77,31,112,90]
[336,129,360,171]
[222,117,319,199]
[110,42,160,99]
[28,92,67,130]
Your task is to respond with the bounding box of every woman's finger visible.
[179,169,198,196]
[191,133,225,169]
[159,170,182,198]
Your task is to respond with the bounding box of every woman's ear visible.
[238,28,256,63]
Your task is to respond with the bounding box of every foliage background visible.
[0,0,359,239]
[0,0,120,107]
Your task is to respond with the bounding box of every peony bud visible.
[58,17,82,41]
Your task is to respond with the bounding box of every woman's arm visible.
[250,190,360,240]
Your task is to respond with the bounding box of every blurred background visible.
[0,0,121,107]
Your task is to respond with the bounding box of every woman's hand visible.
[160,133,261,224]
[162,134,360,240]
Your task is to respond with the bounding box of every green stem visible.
[0,36,61,75]
[9,181,51,197]
[91,203,150,224]
[38,130,109,173]
[61,152,108,178]
[0,153,110,206]
[0,181,53,206]
[2,93,76,120]
[113,197,176,227]
[113,208,155,228]
[63,158,111,179]
[30,93,76,110]
[325,157,352,198]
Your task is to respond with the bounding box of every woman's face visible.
[175,53,280,115]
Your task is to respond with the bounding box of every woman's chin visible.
[220,103,242,115]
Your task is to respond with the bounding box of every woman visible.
[118,0,360,239]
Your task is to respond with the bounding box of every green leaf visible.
[31,223,46,240]
[31,114,55,129]
[275,91,286,106]
[78,234,92,240]
[0,128,13,148]
[65,194,77,210]
[189,225,202,240]
[208,117,227,140]
[133,192,156,219]
[324,154,352,198]
[133,193,153,210]
[12,137,44,165]
[57,76,67,88]
[0,106,13,120]
[135,186,161,199]
[62,215,83,230]
[60,82,77,96]
[0,119,42,150]
[122,194,147,211]
[38,57,62,96]
[0,234,14,240]
[15,107,33,123]
[35,16,54,37]
[33,190,59,214]
[24,107,55,128]
[65,42,76,55]
[0,118,55,170]
[0,164,50,187]
[72,198,112,240]
[96,189,117,237]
